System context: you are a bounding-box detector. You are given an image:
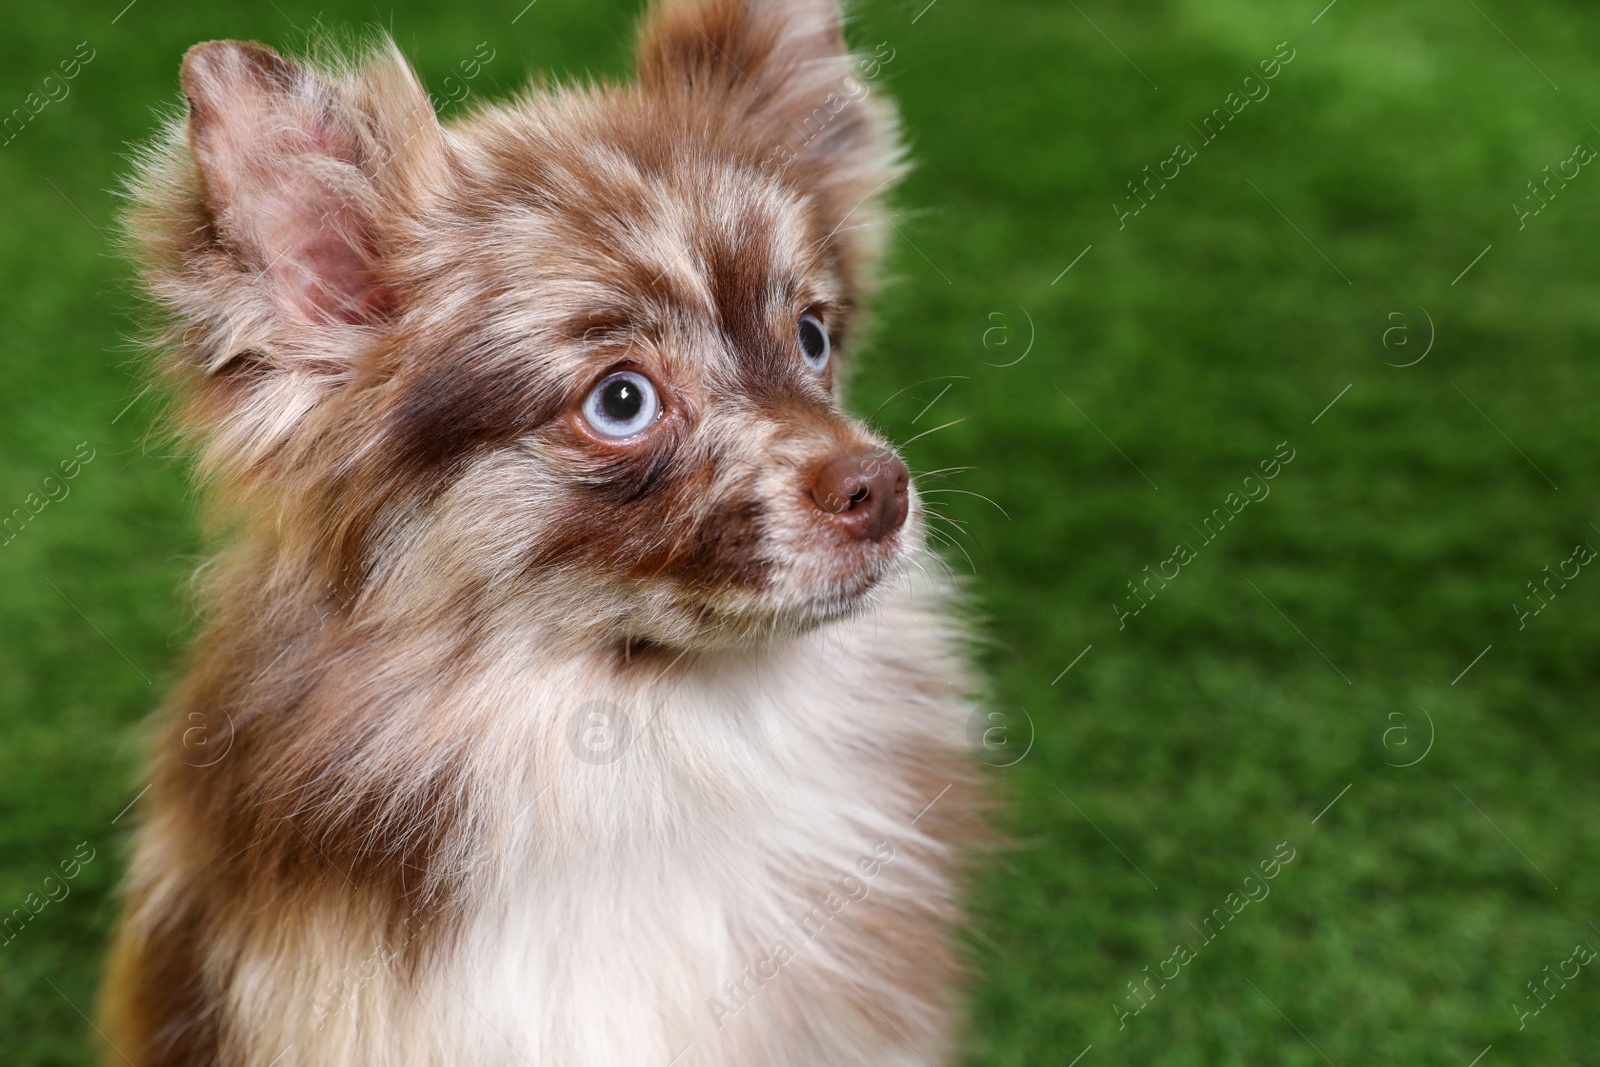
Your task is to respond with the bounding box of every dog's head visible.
[131,0,916,648]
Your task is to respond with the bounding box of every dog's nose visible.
[809,449,910,542]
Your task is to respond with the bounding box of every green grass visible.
[3,0,1598,1062]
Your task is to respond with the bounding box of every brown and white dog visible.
[102,1,983,1063]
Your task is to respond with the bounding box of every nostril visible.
[809,449,911,542]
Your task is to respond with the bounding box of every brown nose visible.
[809,449,910,542]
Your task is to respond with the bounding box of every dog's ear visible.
[634,0,901,196]
[180,40,411,326]
[127,40,444,476]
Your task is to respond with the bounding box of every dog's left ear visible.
[635,0,901,200]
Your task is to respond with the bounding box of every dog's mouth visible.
[670,488,920,640]
[669,573,891,645]
[586,450,919,648]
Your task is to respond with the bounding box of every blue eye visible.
[581,371,660,438]
[798,313,830,372]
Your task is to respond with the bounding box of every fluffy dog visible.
[103,1,983,1063]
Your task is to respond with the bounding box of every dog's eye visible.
[581,371,660,439]
[798,313,830,373]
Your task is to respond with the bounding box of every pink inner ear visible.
[184,41,391,326]
[255,186,389,325]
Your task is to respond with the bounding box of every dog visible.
[102,1,984,1063]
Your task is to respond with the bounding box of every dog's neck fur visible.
[118,557,978,1066]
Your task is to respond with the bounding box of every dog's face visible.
[136,0,916,647]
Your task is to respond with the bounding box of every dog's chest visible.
[420,610,970,1065]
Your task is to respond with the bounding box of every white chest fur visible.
[366,575,977,1067]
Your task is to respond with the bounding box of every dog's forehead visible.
[450,126,826,370]
[576,140,816,283]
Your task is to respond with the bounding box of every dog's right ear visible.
[129,40,443,468]
[179,40,424,327]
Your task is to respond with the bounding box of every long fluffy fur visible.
[102,3,984,1064]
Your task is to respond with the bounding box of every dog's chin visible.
[634,544,909,651]
[770,565,895,630]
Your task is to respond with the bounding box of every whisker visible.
[913,465,977,481]
[805,178,894,261]
[897,386,1026,448]
[922,508,972,532]
[928,531,972,575]
[908,552,956,584]
[798,220,877,278]
[917,488,1009,519]
[866,376,969,425]
[923,526,978,574]
[923,504,994,579]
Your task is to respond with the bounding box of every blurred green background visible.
[2,0,1598,1062]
